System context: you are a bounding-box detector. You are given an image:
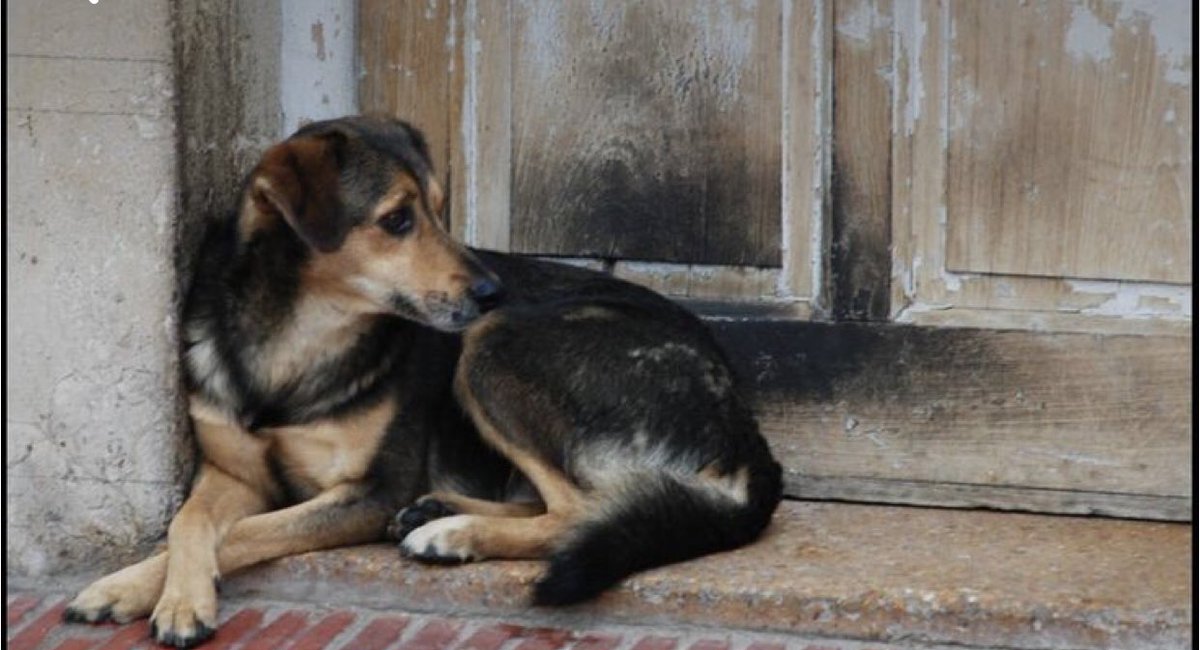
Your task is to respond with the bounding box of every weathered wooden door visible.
[359,0,1192,520]
[361,0,823,307]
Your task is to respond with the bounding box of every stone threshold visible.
[216,501,1190,650]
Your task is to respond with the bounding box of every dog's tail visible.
[532,451,782,606]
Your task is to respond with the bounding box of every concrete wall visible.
[7,0,189,576]
[281,0,358,135]
[5,0,356,579]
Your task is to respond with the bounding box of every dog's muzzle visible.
[420,287,500,331]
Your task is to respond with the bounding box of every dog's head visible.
[240,115,502,331]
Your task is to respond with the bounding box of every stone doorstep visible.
[9,501,1191,650]
[224,501,1191,650]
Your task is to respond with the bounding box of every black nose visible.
[469,277,504,312]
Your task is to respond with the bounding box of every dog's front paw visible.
[388,496,457,541]
[65,560,164,625]
[149,580,218,649]
[399,514,481,564]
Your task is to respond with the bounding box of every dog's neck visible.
[184,217,410,429]
[248,292,373,392]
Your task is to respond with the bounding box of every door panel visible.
[510,0,784,266]
[945,0,1192,283]
[890,0,1191,334]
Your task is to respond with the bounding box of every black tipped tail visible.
[532,462,782,606]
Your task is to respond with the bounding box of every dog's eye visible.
[379,206,415,236]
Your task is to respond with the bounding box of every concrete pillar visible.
[6,0,357,581]
[6,0,188,577]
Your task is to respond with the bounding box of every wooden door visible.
[892,0,1192,334]
[361,0,824,310]
[359,0,1192,520]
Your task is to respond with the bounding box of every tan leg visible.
[215,482,390,573]
[65,462,268,646]
[67,479,389,648]
[64,552,168,624]
[150,463,270,646]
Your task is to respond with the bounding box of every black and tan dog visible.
[65,116,781,647]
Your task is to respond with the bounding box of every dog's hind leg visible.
[420,492,546,517]
[399,344,587,563]
[395,448,582,562]
[401,512,574,561]
[388,492,545,542]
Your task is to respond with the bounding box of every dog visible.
[65,115,782,647]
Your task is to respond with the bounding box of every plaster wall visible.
[5,0,356,579]
[7,0,187,576]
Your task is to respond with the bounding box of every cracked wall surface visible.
[5,0,353,579]
[6,0,191,576]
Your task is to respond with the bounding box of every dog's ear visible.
[247,135,348,252]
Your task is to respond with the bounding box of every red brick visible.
[204,609,266,650]
[7,595,42,626]
[687,641,730,650]
[337,616,409,650]
[513,628,574,650]
[94,619,151,650]
[241,610,310,650]
[570,634,622,650]
[9,601,68,650]
[397,619,464,650]
[51,640,99,650]
[455,623,523,650]
[287,611,357,650]
[629,636,678,650]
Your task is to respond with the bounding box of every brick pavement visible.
[7,592,936,650]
